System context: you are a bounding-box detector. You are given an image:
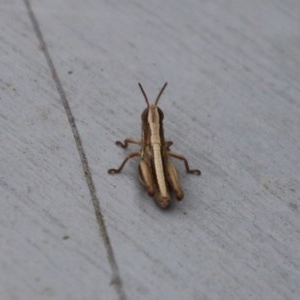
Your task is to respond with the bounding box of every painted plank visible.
[0,1,117,300]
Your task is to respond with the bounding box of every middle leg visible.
[115,138,141,149]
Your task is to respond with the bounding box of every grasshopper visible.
[108,83,201,208]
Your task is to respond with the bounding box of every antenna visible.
[138,83,150,107]
[155,82,168,105]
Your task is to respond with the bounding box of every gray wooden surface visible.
[1,0,300,299]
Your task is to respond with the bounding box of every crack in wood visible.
[23,1,126,299]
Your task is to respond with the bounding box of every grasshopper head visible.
[139,82,167,122]
[141,105,164,123]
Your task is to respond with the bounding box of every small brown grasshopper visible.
[108,83,201,208]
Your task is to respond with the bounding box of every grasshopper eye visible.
[157,107,164,120]
[141,108,149,121]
